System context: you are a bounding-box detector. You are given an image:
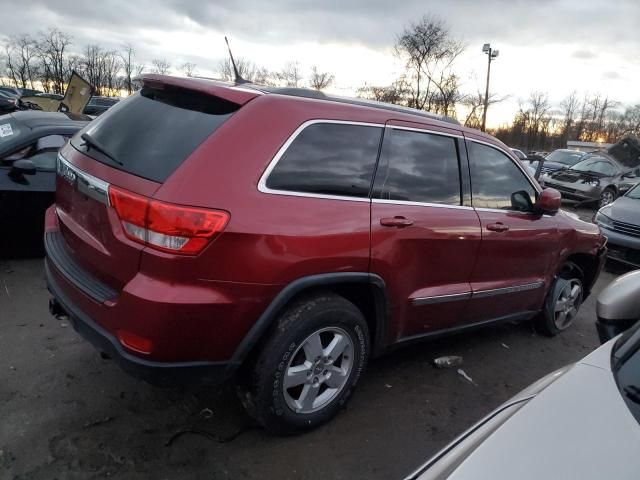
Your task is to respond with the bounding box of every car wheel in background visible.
[237,292,369,435]
[599,187,616,208]
[536,267,584,336]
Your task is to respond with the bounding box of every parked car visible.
[510,148,527,160]
[45,75,606,434]
[539,148,586,175]
[83,96,120,116]
[595,182,640,268]
[405,269,640,480]
[0,91,19,113]
[0,111,89,256]
[543,152,640,207]
[0,86,42,97]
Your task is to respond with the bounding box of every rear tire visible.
[536,267,584,336]
[237,292,369,435]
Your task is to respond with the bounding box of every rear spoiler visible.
[138,74,261,106]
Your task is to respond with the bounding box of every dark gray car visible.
[595,183,640,267]
[542,152,640,207]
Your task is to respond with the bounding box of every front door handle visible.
[380,216,414,228]
[486,222,509,232]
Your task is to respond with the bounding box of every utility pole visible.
[481,43,499,132]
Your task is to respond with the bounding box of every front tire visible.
[238,292,369,435]
[599,187,616,208]
[536,269,584,336]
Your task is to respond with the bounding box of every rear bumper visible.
[46,259,235,387]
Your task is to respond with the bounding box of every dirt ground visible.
[0,205,626,480]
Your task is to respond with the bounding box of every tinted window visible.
[71,86,239,182]
[265,123,382,198]
[469,142,536,210]
[373,128,461,205]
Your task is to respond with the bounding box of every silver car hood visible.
[444,341,640,480]
[607,196,640,225]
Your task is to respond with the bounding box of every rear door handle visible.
[380,216,414,228]
[486,222,509,232]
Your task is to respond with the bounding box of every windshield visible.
[626,183,640,199]
[570,157,618,176]
[545,150,584,166]
[613,320,640,425]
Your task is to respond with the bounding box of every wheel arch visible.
[561,253,601,299]
[229,273,390,369]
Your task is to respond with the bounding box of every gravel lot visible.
[0,205,626,480]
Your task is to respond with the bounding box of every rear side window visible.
[265,122,382,198]
[372,128,461,205]
[71,86,239,182]
[469,141,536,210]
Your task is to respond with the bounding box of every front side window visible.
[265,122,382,198]
[469,141,536,211]
[372,128,461,205]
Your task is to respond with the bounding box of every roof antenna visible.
[225,36,248,84]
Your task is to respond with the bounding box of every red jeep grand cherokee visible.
[45,75,606,433]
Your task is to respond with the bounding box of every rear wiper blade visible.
[81,133,122,166]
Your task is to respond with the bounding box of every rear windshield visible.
[71,85,239,182]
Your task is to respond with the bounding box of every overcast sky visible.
[1,0,639,127]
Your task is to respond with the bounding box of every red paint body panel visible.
[45,77,606,374]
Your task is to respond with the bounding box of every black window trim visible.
[258,119,384,203]
[466,138,543,215]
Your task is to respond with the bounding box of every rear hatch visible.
[55,77,255,292]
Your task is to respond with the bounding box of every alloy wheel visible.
[600,190,615,207]
[553,279,583,330]
[283,327,354,414]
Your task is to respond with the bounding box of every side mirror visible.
[8,159,36,181]
[535,188,561,215]
[596,270,640,343]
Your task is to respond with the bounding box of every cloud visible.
[572,49,597,59]
[603,71,621,80]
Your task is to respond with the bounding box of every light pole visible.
[481,43,499,132]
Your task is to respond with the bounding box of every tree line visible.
[2,21,638,150]
[0,28,336,96]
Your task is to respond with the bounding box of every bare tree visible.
[120,43,137,95]
[277,61,303,87]
[395,15,464,113]
[462,91,505,129]
[216,57,273,83]
[3,35,39,89]
[180,62,197,77]
[36,28,73,93]
[309,66,334,91]
[559,91,580,144]
[357,80,409,105]
[151,58,171,75]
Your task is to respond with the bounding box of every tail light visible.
[108,185,229,255]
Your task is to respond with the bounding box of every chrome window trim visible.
[385,124,463,139]
[257,119,385,202]
[57,153,110,206]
